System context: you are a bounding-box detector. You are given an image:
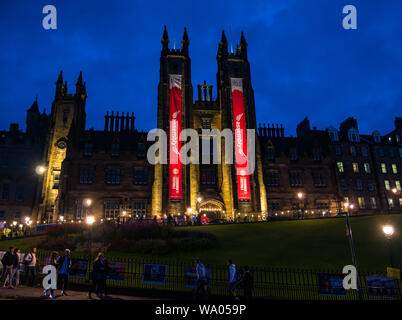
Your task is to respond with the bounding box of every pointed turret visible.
[161,25,169,55]
[239,31,248,58]
[217,30,228,59]
[55,70,64,98]
[28,96,39,113]
[75,71,86,100]
[63,80,68,95]
[181,27,189,56]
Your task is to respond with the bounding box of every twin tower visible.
[151,27,267,220]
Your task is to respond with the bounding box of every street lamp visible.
[382,225,395,267]
[297,192,304,219]
[340,202,363,300]
[35,165,46,175]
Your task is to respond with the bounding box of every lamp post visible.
[196,196,202,217]
[297,192,304,219]
[342,202,363,300]
[382,225,395,268]
[85,215,95,282]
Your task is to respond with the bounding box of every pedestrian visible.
[89,252,105,299]
[57,249,72,296]
[228,259,239,300]
[1,247,15,288]
[6,248,20,287]
[101,257,109,297]
[194,259,208,300]
[23,247,37,287]
[43,251,59,299]
[240,265,253,301]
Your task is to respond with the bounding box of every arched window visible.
[328,126,339,142]
[372,131,381,143]
[348,128,360,143]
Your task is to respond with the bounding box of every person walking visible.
[195,259,208,300]
[1,247,15,288]
[228,259,239,300]
[89,252,105,299]
[23,248,37,287]
[100,256,109,297]
[240,265,253,301]
[7,248,20,288]
[43,251,59,299]
[57,249,72,296]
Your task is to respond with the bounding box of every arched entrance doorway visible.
[199,199,225,220]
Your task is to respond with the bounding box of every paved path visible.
[0,286,155,300]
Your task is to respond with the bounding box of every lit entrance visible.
[199,200,225,220]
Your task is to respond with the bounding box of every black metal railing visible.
[17,251,400,300]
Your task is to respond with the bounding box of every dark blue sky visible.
[1,0,401,136]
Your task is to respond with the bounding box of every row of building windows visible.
[0,184,25,201]
[265,171,327,187]
[77,168,148,185]
[83,143,146,158]
[0,211,23,219]
[75,200,147,219]
[266,148,322,161]
[336,162,399,174]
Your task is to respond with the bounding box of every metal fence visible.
[15,251,398,300]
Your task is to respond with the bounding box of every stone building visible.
[1,27,401,225]
[0,99,48,222]
[259,118,340,218]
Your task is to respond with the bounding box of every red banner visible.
[231,78,251,200]
[169,74,183,199]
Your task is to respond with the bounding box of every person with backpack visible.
[1,247,15,288]
[240,265,253,301]
[23,248,37,287]
[195,259,208,300]
[228,259,240,300]
[57,249,72,296]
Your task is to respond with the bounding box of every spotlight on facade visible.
[187,207,193,214]
[391,188,397,194]
[382,225,395,237]
[59,216,64,222]
[122,211,127,216]
[18,224,23,229]
[24,217,30,223]
[36,165,46,175]
[86,216,95,225]
[297,192,303,199]
[197,197,202,203]
[85,199,92,206]
[12,221,17,226]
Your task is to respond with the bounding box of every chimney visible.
[104,111,109,131]
[10,123,19,134]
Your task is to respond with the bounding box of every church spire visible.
[161,25,169,55]
[55,70,64,98]
[239,31,248,59]
[217,29,228,59]
[75,71,86,100]
[181,27,189,56]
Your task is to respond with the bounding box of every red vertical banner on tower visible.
[231,78,251,200]
[169,74,183,199]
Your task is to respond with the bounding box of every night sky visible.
[1,0,401,136]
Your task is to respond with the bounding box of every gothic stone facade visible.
[0,28,401,225]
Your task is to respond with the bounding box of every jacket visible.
[1,251,15,266]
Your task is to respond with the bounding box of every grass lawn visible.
[1,214,401,271]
